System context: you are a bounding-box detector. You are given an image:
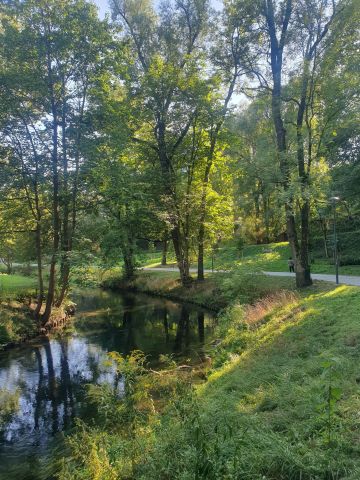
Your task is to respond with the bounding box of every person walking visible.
[288,257,295,273]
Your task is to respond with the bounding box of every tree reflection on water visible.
[0,290,215,479]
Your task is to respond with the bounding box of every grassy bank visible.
[0,273,37,347]
[58,269,360,479]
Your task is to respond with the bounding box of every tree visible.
[229,0,340,286]
[0,0,111,322]
[110,0,211,285]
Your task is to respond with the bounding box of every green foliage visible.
[0,304,37,347]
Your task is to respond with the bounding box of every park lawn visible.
[0,273,36,296]
[206,240,360,275]
[141,240,360,276]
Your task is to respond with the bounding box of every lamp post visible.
[330,196,340,285]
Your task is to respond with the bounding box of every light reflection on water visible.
[0,289,215,479]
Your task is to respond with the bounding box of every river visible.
[0,289,216,480]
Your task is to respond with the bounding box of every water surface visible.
[0,289,215,480]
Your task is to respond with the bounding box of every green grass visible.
[140,282,360,478]
[0,274,38,347]
[187,284,360,478]
[141,240,360,276]
[208,240,360,275]
[0,273,36,295]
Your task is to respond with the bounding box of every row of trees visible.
[0,0,359,321]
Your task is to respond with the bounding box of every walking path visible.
[143,267,360,286]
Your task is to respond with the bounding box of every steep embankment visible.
[145,284,360,479]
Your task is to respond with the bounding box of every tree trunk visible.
[321,220,329,258]
[263,195,270,244]
[57,87,70,307]
[295,60,312,287]
[122,243,136,280]
[57,84,85,306]
[254,187,261,243]
[266,0,307,286]
[42,56,60,325]
[197,150,213,282]
[6,259,12,275]
[172,224,192,285]
[161,239,168,266]
[197,222,205,281]
[34,222,44,318]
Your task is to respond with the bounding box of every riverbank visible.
[58,269,360,479]
[102,268,298,312]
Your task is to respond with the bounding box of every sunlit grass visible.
[194,284,360,477]
[0,273,36,293]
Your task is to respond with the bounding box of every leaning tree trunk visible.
[57,87,71,308]
[57,85,85,306]
[158,131,192,286]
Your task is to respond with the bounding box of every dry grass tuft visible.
[244,290,298,329]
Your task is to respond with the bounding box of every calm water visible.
[0,289,215,480]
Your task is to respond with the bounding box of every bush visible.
[339,255,360,266]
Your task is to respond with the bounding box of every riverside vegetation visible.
[57,269,360,480]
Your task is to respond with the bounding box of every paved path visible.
[143,267,360,286]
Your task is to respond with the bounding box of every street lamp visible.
[330,196,340,284]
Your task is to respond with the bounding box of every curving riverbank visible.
[102,270,227,312]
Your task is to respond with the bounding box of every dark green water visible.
[0,289,215,480]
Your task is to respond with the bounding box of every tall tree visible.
[0,0,111,322]
[230,0,339,286]
[110,0,211,285]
